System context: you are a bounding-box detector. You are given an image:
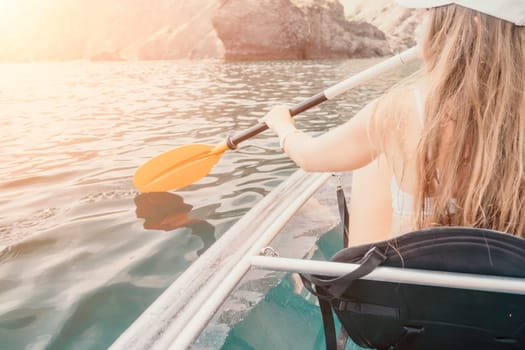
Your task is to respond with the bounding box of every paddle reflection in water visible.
[134,192,216,255]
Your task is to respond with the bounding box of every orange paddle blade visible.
[133,142,228,192]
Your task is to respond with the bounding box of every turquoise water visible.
[223,227,349,350]
[0,58,418,349]
[197,226,367,350]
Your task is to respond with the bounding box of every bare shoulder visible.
[375,83,419,120]
[369,83,422,156]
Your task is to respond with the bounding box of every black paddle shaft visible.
[226,92,328,149]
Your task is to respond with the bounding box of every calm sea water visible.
[0,58,418,349]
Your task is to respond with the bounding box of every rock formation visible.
[340,0,418,52]
[135,1,224,60]
[212,0,391,60]
[0,0,415,61]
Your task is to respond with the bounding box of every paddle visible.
[134,46,419,193]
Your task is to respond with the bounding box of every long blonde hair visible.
[415,5,525,236]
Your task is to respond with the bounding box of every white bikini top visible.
[390,89,456,218]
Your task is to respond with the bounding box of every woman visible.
[263,0,525,246]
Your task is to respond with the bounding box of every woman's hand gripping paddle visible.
[133,47,419,193]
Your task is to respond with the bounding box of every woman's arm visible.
[263,100,380,172]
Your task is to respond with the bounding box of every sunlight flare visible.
[0,0,20,25]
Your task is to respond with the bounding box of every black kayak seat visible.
[300,227,525,350]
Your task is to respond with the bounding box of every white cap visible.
[395,0,525,26]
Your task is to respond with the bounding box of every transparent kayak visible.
[110,170,348,349]
[111,169,525,349]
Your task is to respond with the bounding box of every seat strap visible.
[336,181,350,248]
[302,247,387,298]
[301,247,387,350]
[317,286,338,350]
[329,247,386,297]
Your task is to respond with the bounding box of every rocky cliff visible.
[135,1,224,60]
[212,0,390,60]
[0,0,415,61]
[340,0,418,51]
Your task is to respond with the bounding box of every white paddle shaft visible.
[324,46,419,100]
